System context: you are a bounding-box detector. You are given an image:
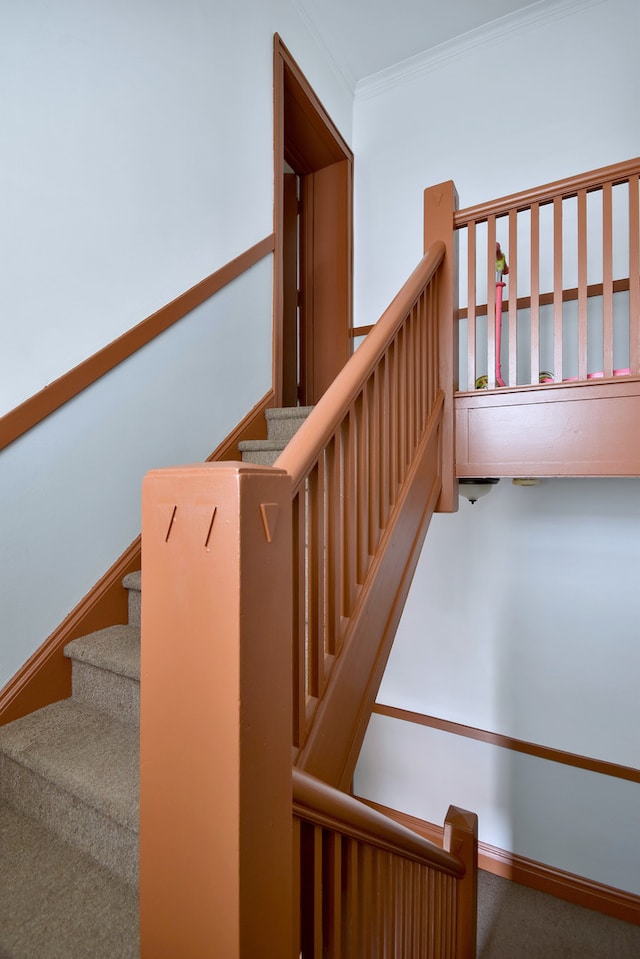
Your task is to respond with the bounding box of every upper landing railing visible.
[456,157,640,391]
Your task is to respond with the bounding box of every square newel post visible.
[444,805,478,959]
[140,462,293,959]
[424,180,459,513]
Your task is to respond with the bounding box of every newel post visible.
[444,805,478,959]
[424,180,459,512]
[140,462,293,959]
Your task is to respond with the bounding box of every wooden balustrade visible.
[293,769,477,958]
[455,157,640,391]
[277,240,448,787]
[141,213,470,954]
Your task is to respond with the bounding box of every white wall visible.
[352,0,640,894]
[0,0,353,687]
[0,0,353,415]
[353,0,640,330]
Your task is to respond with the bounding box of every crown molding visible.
[355,0,606,101]
[292,0,357,98]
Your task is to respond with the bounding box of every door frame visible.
[273,35,354,407]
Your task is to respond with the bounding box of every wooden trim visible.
[455,157,640,226]
[0,235,275,452]
[456,278,631,321]
[358,798,640,926]
[293,768,463,877]
[0,391,273,726]
[351,325,374,338]
[373,703,640,784]
[455,377,640,477]
[273,34,354,407]
[0,538,140,726]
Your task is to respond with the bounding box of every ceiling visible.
[298,0,546,88]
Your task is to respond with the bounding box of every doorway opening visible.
[274,35,354,407]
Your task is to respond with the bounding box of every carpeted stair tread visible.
[0,799,138,958]
[65,624,140,681]
[0,699,138,830]
[122,570,141,592]
[264,405,314,442]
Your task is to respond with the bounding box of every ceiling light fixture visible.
[459,478,500,504]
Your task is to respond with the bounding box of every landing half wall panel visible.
[455,378,640,478]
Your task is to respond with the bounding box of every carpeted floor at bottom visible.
[478,871,640,959]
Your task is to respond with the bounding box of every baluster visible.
[508,208,518,385]
[293,817,302,959]
[398,324,408,480]
[530,202,541,384]
[487,215,497,389]
[356,390,368,586]
[341,411,357,618]
[325,436,340,657]
[602,181,614,377]
[629,175,640,374]
[292,490,305,747]
[307,463,322,698]
[577,188,588,380]
[379,352,391,531]
[553,196,564,381]
[368,373,380,557]
[467,224,477,390]
[388,337,399,502]
[324,831,342,958]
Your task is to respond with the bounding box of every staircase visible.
[0,574,141,957]
[0,408,311,959]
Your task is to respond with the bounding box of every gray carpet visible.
[478,870,640,958]
[0,800,137,959]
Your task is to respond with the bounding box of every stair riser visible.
[0,755,138,884]
[128,589,141,629]
[240,450,282,466]
[265,410,313,443]
[72,662,140,726]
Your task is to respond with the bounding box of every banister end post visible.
[424,180,459,513]
[444,805,478,959]
[140,461,293,959]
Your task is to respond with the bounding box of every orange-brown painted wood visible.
[455,378,640,476]
[424,181,459,513]
[140,462,293,957]
[454,157,640,227]
[273,35,353,408]
[294,769,468,956]
[0,538,139,726]
[0,390,273,726]
[0,235,274,452]
[359,798,640,927]
[292,400,444,790]
[293,769,463,876]
[444,806,478,959]
[373,702,640,784]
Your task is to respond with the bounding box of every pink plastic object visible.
[494,243,507,388]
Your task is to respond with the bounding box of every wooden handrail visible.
[276,240,445,487]
[455,156,640,225]
[0,234,275,451]
[293,768,463,877]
